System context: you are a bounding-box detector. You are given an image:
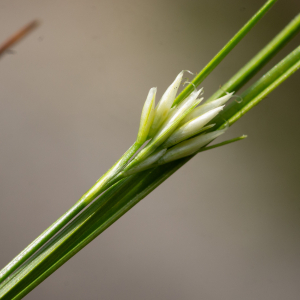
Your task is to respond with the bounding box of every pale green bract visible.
[148,71,184,138]
[136,87,156,144]
[123,149,167,176]
[158,129,227,164]
[179,92,234,125]
[162,106,224,148]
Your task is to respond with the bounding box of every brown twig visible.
[0,20,39,57]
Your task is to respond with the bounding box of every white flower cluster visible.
[124,71,233,176]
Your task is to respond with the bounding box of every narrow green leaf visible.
[197,135,247,153]
[207,13,300,102]
[225,58,300,126]
[173,0,278,106]
[0,141,141,284]
[213,46,300,129]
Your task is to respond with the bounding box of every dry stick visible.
[0,20,38,57]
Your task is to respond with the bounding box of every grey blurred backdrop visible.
[0,0,300,299]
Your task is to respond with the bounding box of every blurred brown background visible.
[0,0,300,299]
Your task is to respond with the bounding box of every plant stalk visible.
[207,13,300,102]
[173,0,278,106]
[0,142,141,284]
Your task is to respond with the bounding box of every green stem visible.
[214,45,300,129]
[225,58,300,125]
[207,13,300,102]
[0,177,135,299]
[173,0,278,106]
[0,142,141,284]
[1,165,183,300]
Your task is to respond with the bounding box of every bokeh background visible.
[0,0,300,299]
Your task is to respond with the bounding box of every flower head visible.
[126,74,232,172]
